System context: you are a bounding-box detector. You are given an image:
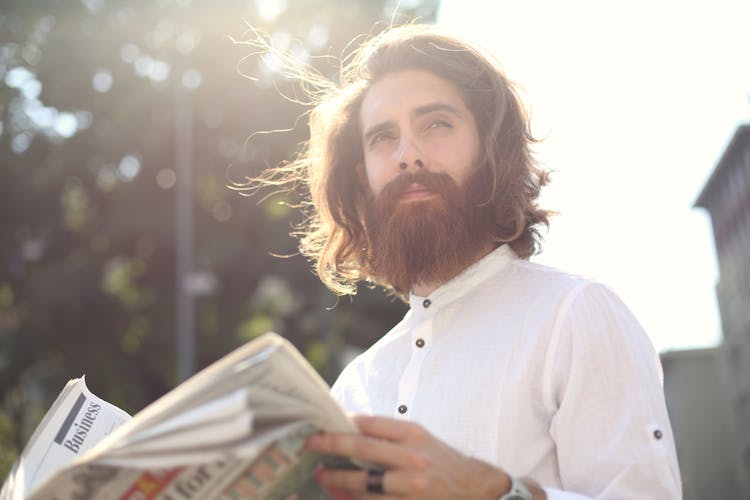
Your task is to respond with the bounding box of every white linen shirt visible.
[331,245,682,499]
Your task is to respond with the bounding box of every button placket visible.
[396,318,433,419]
[411,316,431,352]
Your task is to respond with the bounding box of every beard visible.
[364,169,495,295]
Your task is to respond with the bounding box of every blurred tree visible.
[0,0,437,478]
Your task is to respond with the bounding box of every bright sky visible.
[438,0,750,353]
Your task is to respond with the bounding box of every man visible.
[253,24,681,499]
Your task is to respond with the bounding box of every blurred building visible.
[661,348,738,499]
[695,123,750,498]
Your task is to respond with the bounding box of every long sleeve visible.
[542,283,682,499]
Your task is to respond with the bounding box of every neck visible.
[411,241,497,297]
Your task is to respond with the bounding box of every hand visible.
[305,415,514,499]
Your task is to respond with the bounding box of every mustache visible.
[377,170,457,204]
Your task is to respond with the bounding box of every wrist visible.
[525,478,547,500]
[492,470,546,500]
[509,478,546,500]
[469,459,546,500]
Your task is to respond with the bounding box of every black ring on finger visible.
[366,469,385,494]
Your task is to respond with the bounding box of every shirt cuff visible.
[543,487,592,500]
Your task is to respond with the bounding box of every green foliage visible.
[0,411,17,478]
[0,0,435,478]
[0,284,13,308]
[236,314,275,342]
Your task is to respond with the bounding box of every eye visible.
[370,131,395,146]
[427,119,452,131]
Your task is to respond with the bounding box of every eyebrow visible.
[412,102,463,119]
[362,101,464,144]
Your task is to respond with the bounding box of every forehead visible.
[359,69,468,128]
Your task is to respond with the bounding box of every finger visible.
[318,468,399,497]
[315,466,353,500]
[306,433,427,469]
[353,415,429,443]
[317,468,369,494]
[318,468,428,497]
[325,485,354,500]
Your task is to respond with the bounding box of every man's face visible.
[356,69,494,294]
[359,69,481,199]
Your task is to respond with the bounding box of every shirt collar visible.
[408,244,516,314]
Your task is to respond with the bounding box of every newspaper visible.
[1,333,360,500]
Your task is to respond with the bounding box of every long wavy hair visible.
[240,24,552,296]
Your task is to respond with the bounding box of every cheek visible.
[363,157,390,196]
[430,145,472,180]
[442,136,480,183]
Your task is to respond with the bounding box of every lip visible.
[400,183,435,201]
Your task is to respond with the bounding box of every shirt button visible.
[422,299,431,308]
[654,429,663,440]
[398,404,408,414]
[415,338,425,348]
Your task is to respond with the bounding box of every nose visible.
[399,159,424,170]
[396,136,424,171]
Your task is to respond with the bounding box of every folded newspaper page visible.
[1,332,359,500]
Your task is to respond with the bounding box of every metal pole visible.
[175,84,195,381]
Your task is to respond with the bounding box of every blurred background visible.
[1,0,748,498]
[0,0,436,477]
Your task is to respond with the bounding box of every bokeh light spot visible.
[81,0,104,13]
[256,0,288,22]
[92,69,113,92]
[212,201,232,222]
[263,196,292,220]
[54,112,78,138]
[38,16,56,32]
[96,164,117,191]
[25,100,56,128]
[11,133,32,154]
[120,43,139,63]
[75,110,93,130]
[176,32,199,54]
[118,155,141,182]
[149,60,170,82]
[134,56,153,77]
[5,66,33,88]
[271,30,292,51]
[181,68,201,89]
[156,168,176,189]
[307,24,329,50]
[61,179,91,232]
[20,238,45,261]
[20,78,41,99]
